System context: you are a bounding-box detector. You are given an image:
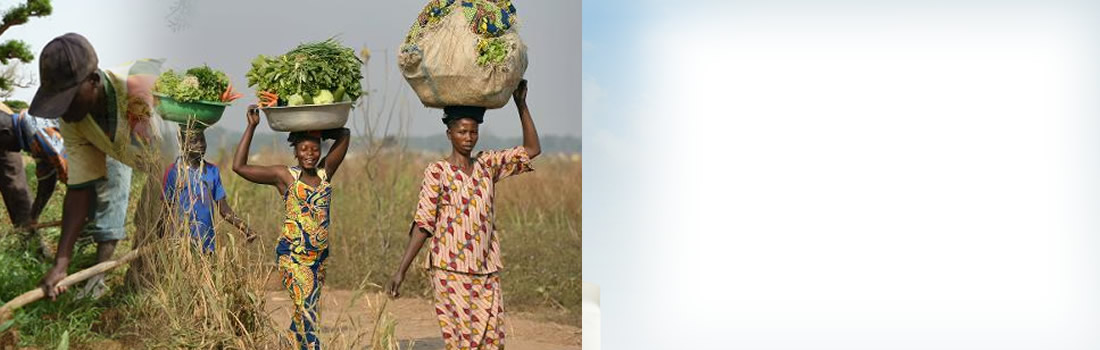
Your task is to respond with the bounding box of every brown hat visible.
[29,33,99,119]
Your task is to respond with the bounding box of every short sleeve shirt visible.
[60,59,176,187]
[163,159,227,253]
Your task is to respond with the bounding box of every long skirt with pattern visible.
[277,239,329,350]
[431,268,506,349]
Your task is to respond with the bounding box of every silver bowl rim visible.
[259,101,356,111]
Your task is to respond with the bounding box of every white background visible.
[583,1,1100,348]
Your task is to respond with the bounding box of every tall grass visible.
[122,219,274,348]
[216,145,583,327]
[2,146,579,350]
[92,131,275,349]
[0,161,140,348]
[1,152,579,350]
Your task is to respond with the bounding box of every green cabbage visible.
[313,89,334,105]
[287,93,306,106]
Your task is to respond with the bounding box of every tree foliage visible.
[0,0,51,97]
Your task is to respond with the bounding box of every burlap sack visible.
[399,4,527,109]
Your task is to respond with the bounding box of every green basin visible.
[154,93,228,128]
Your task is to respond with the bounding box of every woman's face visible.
[447,118,479,155]
[294,139,321,170]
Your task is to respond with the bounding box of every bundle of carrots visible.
[220,83,244,103]
[258,91,279,108]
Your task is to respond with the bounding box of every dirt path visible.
[265,289,582,350]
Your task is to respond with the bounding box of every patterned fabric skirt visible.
[431,268,506,350]
[277,239,329,350]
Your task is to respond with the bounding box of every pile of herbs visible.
[246,38,363,106]
[154,65,230,103]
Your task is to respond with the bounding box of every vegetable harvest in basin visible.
[153,64,241,127]
[246,38,363,107]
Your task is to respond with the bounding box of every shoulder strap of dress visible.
[317,168,328,182]
[287,166,301,181]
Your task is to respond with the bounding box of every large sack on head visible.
[399,0,527,110]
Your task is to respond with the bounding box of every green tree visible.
[3,99,27,111]
[0,0,51,97]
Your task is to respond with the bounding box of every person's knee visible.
[95,239,119,262]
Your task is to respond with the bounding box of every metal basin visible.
[260,102,353,132]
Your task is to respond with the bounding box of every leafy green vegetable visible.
[313,89,334,104]
[246,38,363,106]
[153,70,181,97]
[477,37,509,66]
[287,93,305,106]
[185,65,230,101]
[154,65,230,103]
[174,75,203,102]
[333,86,346,102]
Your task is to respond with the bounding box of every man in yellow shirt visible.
[30,33,175,299]
[0,103,131,272]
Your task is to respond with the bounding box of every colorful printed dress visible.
[413,146,532,350]
[277,166,331,350]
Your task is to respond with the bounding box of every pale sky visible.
[6,0,160,102]
[583,1,1100,349]
[8,0,580,138]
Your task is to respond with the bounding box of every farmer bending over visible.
[30,33,175,299]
